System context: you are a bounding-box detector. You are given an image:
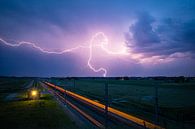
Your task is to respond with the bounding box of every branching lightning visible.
[0,32,128,77]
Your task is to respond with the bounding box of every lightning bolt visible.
[0,32,128,77]
[0,38,89,54]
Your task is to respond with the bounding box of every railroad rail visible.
[44,81,164,129]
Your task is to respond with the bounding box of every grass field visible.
[0,78,78,129]
[1,77,194,129]
[0,78,29,101]
[50,78,195,129]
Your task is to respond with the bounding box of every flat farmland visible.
[50,78,195,129]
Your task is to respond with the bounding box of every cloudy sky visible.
[0,0,195,77]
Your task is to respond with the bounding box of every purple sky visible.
[0,0,195,77]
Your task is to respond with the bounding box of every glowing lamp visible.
[28,89,40,100]
[31,90,37,96]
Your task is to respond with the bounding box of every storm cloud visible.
[125,12,195,58]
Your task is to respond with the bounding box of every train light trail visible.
[0,32,129,77]
[45,82,164,129]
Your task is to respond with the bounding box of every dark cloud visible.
[129,12,160,46]
[158,18,195,46]
[125,12,195,58]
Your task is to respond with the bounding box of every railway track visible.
[43,81,164,129]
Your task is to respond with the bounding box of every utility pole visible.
[73,78,76,90]
[155,85,159,126]
[105,83,109,129]
[74,79,76,89]
[64,82,67,106]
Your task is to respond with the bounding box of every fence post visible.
[105,83,109,129]
[143,121,147,129]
